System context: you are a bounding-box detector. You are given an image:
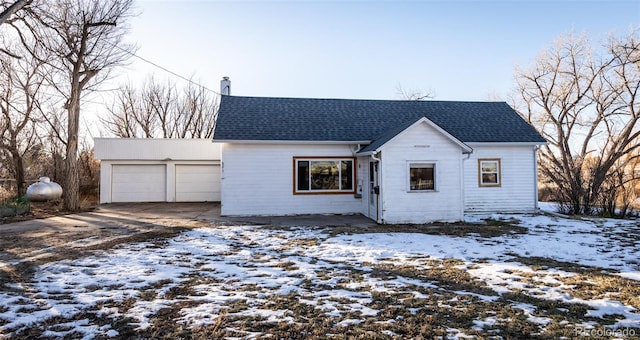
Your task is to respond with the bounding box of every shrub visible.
[0,195,30,217]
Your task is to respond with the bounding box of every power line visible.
[113,44,222,96]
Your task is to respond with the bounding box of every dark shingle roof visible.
[213,96,546,144]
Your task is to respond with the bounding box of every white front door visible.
[368,161,380,222]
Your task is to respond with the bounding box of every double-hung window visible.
[409,163,436,191]
[478,159,501,187]
[294,157,355,194]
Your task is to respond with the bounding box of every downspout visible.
[351,144,361,157]
[534,145,540,211]
[371,150,382,223]
[371,150,381,162]
[461,150,473,220]
[352,144,362,199]
[463,151,473,161]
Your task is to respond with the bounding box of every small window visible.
[409,163,435,191]
[294,157,355,194]
[479,159,501,187]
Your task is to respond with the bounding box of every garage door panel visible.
[112,165,166,202]
[175,165,220,201]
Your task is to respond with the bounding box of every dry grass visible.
[190,311,227,339]
[324,219,528,238]
[2,216,640,339]
[561,274,640,310]
[6,262,640,339]
[510,255,607,275]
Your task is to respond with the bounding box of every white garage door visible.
[112,164,166,202]
[175,164,221,202]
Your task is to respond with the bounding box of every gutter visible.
[466,142,548,147]
[212,139,371,145]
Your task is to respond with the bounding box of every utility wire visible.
[113,44,222,96]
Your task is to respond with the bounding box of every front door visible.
[368,161,379,222]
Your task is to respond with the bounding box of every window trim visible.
[478,158,501,187]
[293,156,356,195]
[407,161,437,192]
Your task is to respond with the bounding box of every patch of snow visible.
[512,303,552,326]
[2,212,639,337]
[617,271,640,281]
[336,319,361,327]
[472,317,499,330]
[585,300,640,328]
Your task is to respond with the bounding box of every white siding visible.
[463,145,538,213]
[379,122,465,223]
[220,143,362,216]
[94,138,221,161]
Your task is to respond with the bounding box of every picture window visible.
[294,157,355,194]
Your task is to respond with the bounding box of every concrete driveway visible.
[0,202,218,234]
[0,203,217,270]
[95,202,375,228]
[97,202,375,228]
[1,201,375,236]
[0,202,375,271]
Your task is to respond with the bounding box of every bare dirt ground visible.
[0,202,217,286]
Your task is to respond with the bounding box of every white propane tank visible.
[26,177,63,202]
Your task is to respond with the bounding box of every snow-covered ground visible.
[1,207,639,339]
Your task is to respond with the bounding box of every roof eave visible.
[466,141,547,146]
[212,139,371,145]
[356,117,474,155]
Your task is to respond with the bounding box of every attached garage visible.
[94,138,221,203]
[111,164,167,202]
[175,164,221,202]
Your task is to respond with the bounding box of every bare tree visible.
[0,1,34,59]
[396,84,435,101]
[0,45,45,195]
[8,0,136,211]
[513,29,640,215]
[0,0,30,25]
[175,81,217,138]
[143,77,174,138]
[102,76,218,139]
[104,83,145,138]
[596,152,640,217]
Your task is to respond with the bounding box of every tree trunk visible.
[63,93,80,212]
[11,149,26,196]
[6,134,27,196]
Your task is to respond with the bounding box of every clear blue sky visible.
[115,0,639,102]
